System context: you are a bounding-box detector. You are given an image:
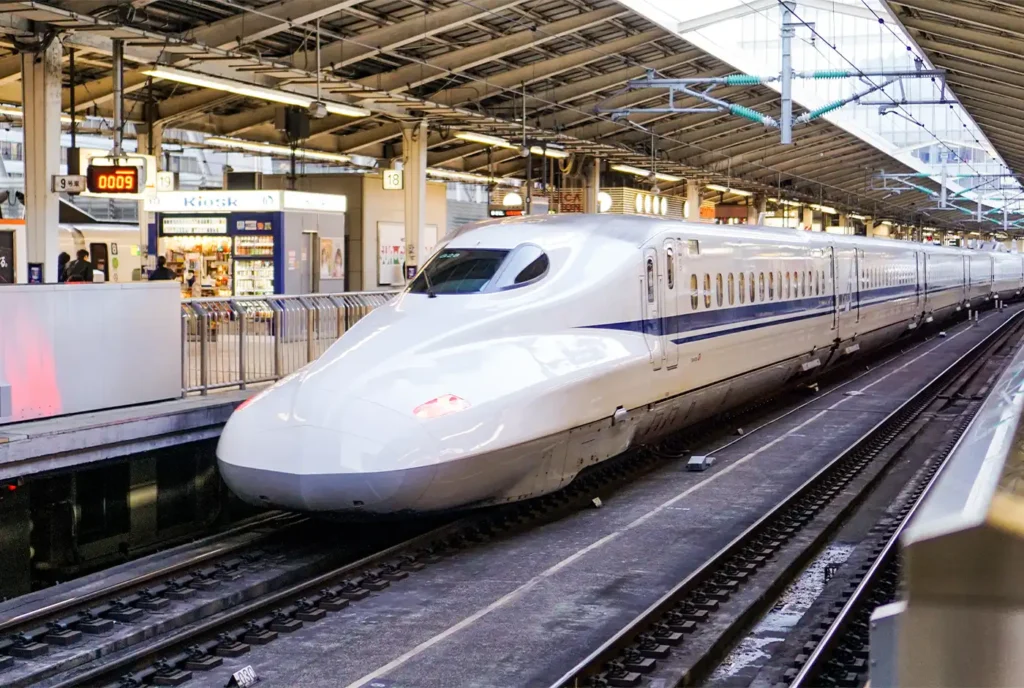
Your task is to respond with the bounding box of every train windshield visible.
[408,244,550,294]
[408,248,510,294]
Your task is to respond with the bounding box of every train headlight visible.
[413,394,471,419]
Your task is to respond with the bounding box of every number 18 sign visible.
[383,169,404,190]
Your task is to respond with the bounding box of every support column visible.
[402,120,428,280]
[801,206,813,231]
[748,194,766,225]
[22,38,62,282]
[136,122,163,274]
[686,180,701,222]
[585,157,600,214]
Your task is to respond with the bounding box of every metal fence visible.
[181,291,397,394]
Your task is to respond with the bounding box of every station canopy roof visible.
[0,0,1019,231]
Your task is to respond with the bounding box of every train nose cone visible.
[217,392,441,513]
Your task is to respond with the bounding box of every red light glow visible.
[413,394,471,419]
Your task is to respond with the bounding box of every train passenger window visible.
[759,272,765,301]
[647,258,655,303]
[739,273,746,304]
[800,271,806,297]
[777,272,782,298]
[728,273,735,305]
[821,270,826,293]
[769,272,775,300]
[666,248,675,290]
[750,272,756,303]
[808,271,813,296]
[691,274,698,310]
[688,240,700,255]
[785,272,791,299]
[716,273,724,307]
[704,274,712,308]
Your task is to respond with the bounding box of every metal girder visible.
[683,128,840,170]
[745,144,879,180]
[297,0,527,72]
[157,88,235,124]
[899,15,1024,57]
[886,0,1024,39]
[354,6,627,94]
[189,0,362,51]
[63,71,149,111]
[328,122,403,152]
[916,39,1024,81]
[216,105,279,136]
[429,29,668,108]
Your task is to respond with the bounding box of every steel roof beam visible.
[189,0,363,51]
[429,29,668,107]
[299,0,528,72]
[355,6,627,94]
[64,71,149,111]
[887,0,1024,39]
[899,15,1024,57]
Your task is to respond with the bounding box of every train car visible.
[216,215,1018,516]
[59,223,144,283]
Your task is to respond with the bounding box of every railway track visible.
[24,326,932,688]
[553,307,1024,688]
[2,310,1008,688]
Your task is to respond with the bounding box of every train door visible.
[853,249,863,323]
[89,242,108,281]
[662,240,679,369]
[963,255,970,302]
[642,247,663,371]
[829,246,838,331]
[918,252,926,310]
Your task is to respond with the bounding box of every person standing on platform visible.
[148,255,176,281]
[57,252,70,283]
[63,249,93,283]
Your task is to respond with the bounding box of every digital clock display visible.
[87,165,140,194]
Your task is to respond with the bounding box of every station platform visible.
[0,388,257,482]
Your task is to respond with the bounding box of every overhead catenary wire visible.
[172,0,989,226]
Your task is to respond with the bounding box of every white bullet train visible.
[217,215,1023,515]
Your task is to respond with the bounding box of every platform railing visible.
[180,291,397,395]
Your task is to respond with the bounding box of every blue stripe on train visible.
[583,283,967,341]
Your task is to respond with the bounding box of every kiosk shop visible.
[145,190,347,296]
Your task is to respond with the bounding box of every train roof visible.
[447,214,1012,256]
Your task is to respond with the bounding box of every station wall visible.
[263,174,446,292]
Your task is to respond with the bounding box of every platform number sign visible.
[228,665,258,687]
[383,168,404,190]
[51,174,86,194]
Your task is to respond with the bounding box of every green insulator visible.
[724,74,763,86]
[806,100,846,120]
[810,70,851,79]
[730,103,769,124]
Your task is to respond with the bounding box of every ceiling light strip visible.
[144,66,370,118]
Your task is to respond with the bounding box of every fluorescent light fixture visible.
[0,104,79,124]
[426,166,521,186]
[529,145,570,159]
[454,131,518,149]
[769,197,801,207]
[849,213,869,220]
[143,66,370,117]
[810,203,837,214]
[610,163,682,183]
[707,184,752,197]
[205,136,351,164]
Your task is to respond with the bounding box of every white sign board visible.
[156,171,176,192]
[377,221,406,286]
[52,175,86,194]
[383,169,404,190]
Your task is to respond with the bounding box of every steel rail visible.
[550,307,1024,688]
[0,511,303,634]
